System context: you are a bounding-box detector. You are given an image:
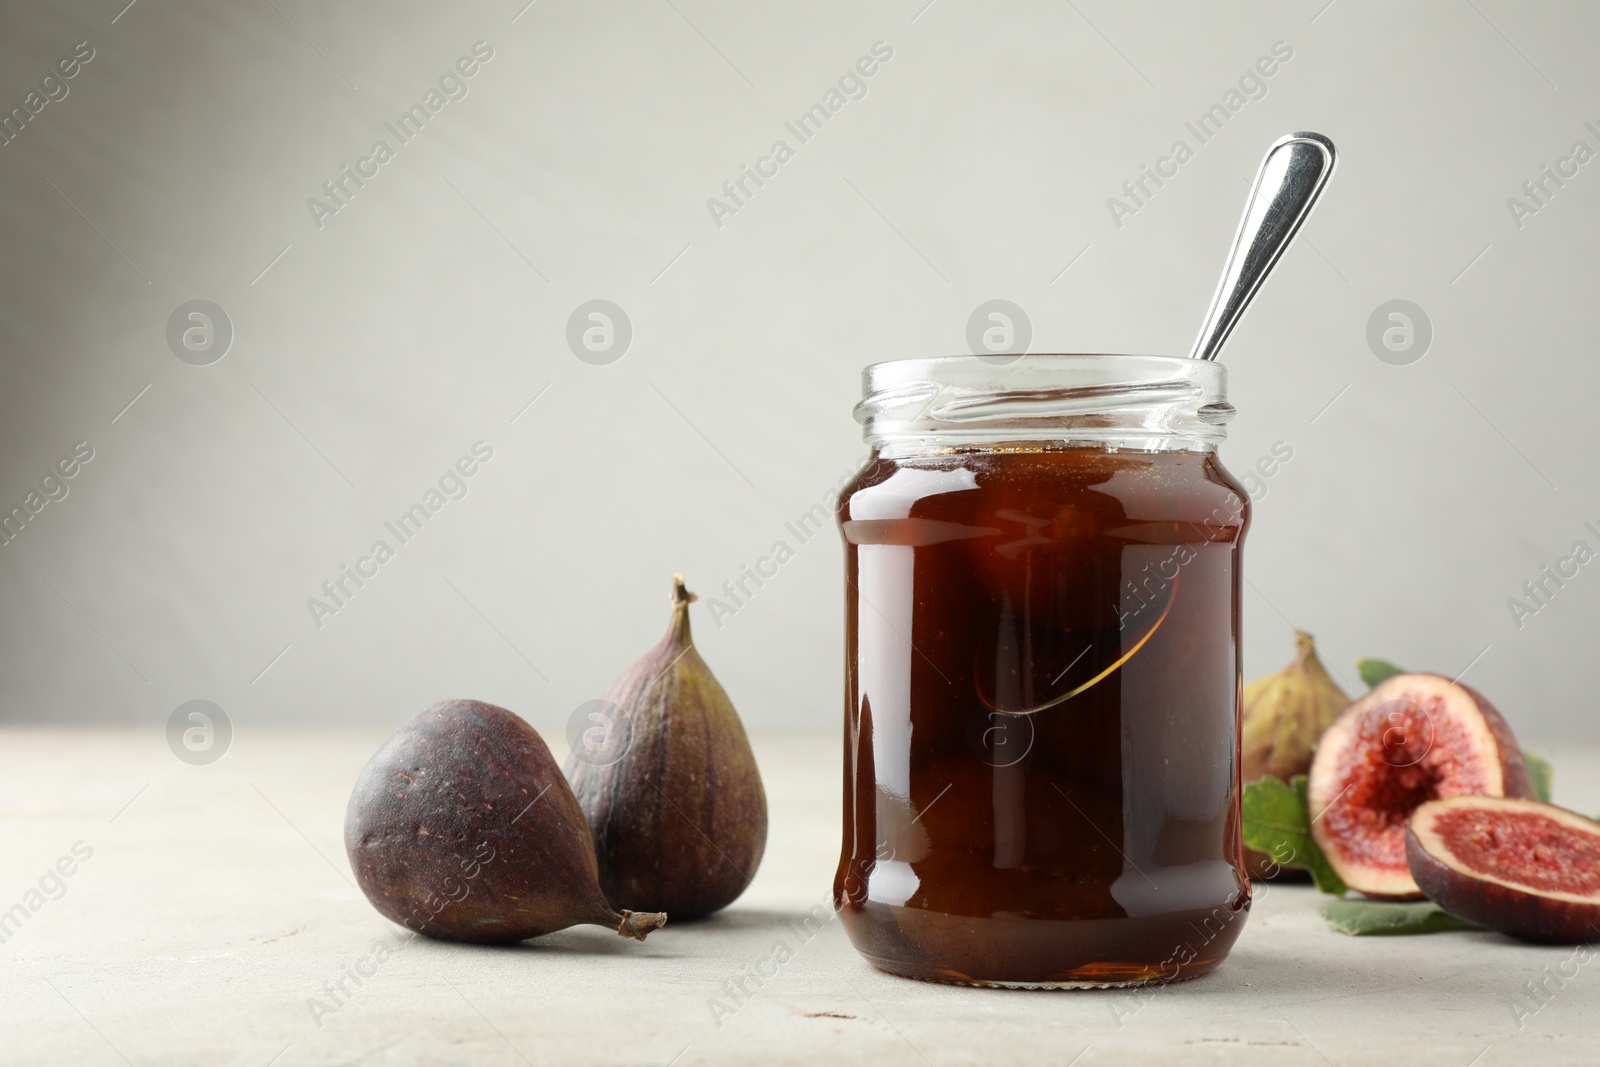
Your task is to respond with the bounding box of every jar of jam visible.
[833,354,1251,988]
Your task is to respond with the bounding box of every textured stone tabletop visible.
[1,727,1595,1066]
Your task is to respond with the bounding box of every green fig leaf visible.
[1241,775,1347,895]
[1318,900,1481,936]
[1357,658,1405,689]
[1523,751,1553,803]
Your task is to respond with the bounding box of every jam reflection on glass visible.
[834,445,1251,988]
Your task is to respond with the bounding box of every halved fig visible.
[1307,673,1533,898]
[1407,796,1600,944]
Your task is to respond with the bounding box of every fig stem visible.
[669,573,697,646]
[616,909,669,941]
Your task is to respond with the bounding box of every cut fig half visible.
[1307,673,1532,899]
[1407,796,1600,944]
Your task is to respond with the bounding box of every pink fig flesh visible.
[1407,796,1600,944]
[1307,673,1532,899]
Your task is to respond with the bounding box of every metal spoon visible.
[1189,131,1337,361]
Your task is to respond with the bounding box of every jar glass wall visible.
[833,354,1251,988]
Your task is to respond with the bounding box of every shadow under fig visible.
[397,904,841,959]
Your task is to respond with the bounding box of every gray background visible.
[1,0,1594,740]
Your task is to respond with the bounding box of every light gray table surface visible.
[1,727,1595,1066]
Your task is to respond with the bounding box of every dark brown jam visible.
[833,445,1251,987]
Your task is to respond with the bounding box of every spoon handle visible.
[1189,131,1337,361]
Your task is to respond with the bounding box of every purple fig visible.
[1407,795,1600,944]
[1309,674,1533,899]
[345,699,666,943]
[566,575,767,919]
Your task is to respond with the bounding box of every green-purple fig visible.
[1241,632,1353,880]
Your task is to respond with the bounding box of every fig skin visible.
[345,699,666,943]
[1241,631,1352,879]
[1406,796,1600,945]
[1242,632,1353,782]
[566,575,767,920]
[1307,673,1533,899]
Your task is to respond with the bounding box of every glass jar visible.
[832,354,1251,988]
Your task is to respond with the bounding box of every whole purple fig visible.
[346,699,666,942]
[566,575,767,919]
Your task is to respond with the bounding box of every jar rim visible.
[856,353,1233,453]
[860,351,1217,374]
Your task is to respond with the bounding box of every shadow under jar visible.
[833,354,1253,989]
